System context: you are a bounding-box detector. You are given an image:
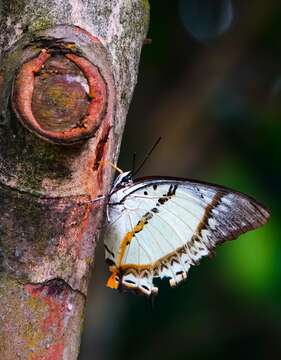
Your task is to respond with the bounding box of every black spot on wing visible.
[135,211,154,229]
[141,285,150,291]
[195,186,205,199]
[144,212,153,221]
[176,270,184,276]
[157,184,178,206]
[167,184,178,196]
[134,226,143,234]
[124,279,135,285]
[158,197,169,205]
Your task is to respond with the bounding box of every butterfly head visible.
[111,171,133,193]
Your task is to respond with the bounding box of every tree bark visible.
[0,1,149,359]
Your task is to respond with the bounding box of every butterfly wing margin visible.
[104,178,270,295]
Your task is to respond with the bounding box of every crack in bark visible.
[93,125,111,170]
[20,277,87,299]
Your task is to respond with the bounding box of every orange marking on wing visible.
[106,218,146,289]
[106,268,119,289]
[117,219,146,266]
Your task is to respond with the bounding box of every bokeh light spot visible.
[179,0,234,42]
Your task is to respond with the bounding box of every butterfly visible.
[103,169,270,296]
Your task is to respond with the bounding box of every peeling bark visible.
[0,1,150,358]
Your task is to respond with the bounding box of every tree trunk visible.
[0,1,149,359]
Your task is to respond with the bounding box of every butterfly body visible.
[104,174,270,296]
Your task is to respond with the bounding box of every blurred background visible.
[79,0,280,359]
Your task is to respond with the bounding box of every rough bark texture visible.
[0,1,149,359]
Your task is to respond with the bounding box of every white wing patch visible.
[104,179,269,296]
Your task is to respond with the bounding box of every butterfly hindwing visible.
[104,177,269,296]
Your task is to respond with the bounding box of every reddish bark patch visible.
[13,50,51,131]
[24,281,74,359]
[26,281,68,334]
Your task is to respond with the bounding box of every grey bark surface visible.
[0,1,150,359]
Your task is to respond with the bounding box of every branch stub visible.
[11,28,110,145]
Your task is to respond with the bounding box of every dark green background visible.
[80,1,281,359]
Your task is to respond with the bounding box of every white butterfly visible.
[103,170,270,296]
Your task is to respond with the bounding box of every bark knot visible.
[11,27,111,145]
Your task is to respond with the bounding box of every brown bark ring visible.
[12,49,107,145]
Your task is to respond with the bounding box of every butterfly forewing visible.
[104,177,270,296]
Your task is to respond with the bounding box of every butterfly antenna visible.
[132,137,162,176]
